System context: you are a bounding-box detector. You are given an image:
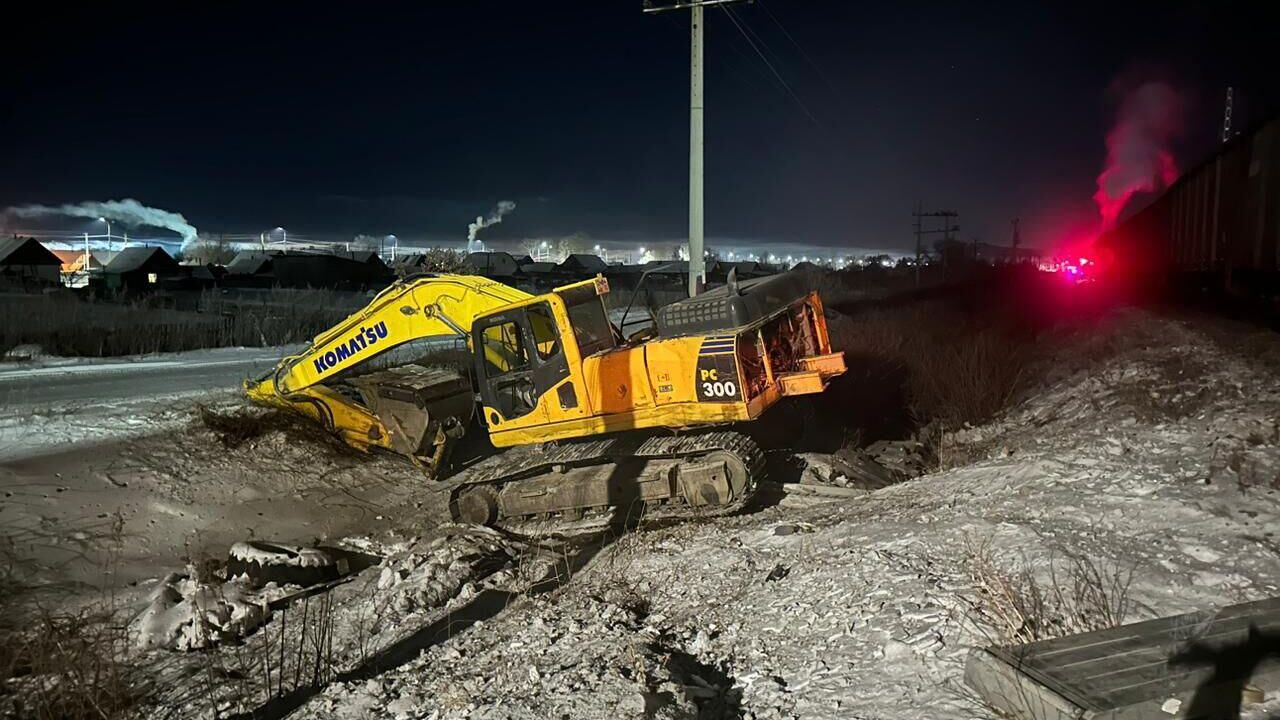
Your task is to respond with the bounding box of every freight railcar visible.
[1098,115,1280,300]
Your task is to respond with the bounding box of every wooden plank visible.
[966,596,1280,720]
[780,482,868,498]
[964,647,1086,720]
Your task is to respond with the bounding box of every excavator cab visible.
[470,277,610,429]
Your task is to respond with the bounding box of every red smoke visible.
[1092,80,1185,231]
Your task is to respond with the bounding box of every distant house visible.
[789,261,824,274]
[0,237,63,287]
[226,251,277,277]
[271,252,392,291]
[50,249,107,274]
[520,261,558,276]
[512,254,534,267]
[558,253,608,276]
[332,251,394,284]
[189,264,227,284]
[103,246,181,292]
[394,253,428,273]
[708,260,770,284]
[463,251,521,279]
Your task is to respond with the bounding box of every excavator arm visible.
[246,274,532,468]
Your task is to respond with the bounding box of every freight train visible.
[1097,115,1279,303]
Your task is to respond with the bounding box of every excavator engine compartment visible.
[655,271,811,338]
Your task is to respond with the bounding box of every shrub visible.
[962,536,1133,644]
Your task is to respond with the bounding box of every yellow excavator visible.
[246,270,845,530]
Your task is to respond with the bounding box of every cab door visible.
[472,300,579,428]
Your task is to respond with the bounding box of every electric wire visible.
[756,0,845,101]
[721,6,819,126]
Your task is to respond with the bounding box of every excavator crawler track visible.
[449,431,765,535]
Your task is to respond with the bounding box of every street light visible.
[98,217,111,251]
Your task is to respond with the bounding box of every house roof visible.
[104,246,178,274]
[190,264,226,281]
[0,238,62,266]
[604,263,648,275]
[226,252,275,275]
[332,250,386,266]
[521,262,558,274]
[559,254,608,273]
[50,249,107,270]
[464,251,520,277]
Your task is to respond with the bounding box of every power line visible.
[655,10,772,98]
[755,0,844,101]
[723,5,791,89]
[721,6,818,126]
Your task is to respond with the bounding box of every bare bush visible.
[0,606,146,719]
[397,248,468,276]
[0,518,149,719]
[197,404,356,454]
[829,303,1034,430]
[963,536,1134,644]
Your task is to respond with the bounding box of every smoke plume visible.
[1092,81,1185,230]
[5,198,199,242]
[467,200,516,242]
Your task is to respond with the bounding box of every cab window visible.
[481,321,528,375]
[527,303,560,361]
[559,285,615,357]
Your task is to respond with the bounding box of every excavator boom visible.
[246,274,530,468]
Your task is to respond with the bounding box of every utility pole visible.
[644,0,747,296]
[910,206,959,286]
[913,200,923,287]
[1010,217,1021,262]
[1221,87,1234,144]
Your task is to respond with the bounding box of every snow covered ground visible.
[293,309,1280,720]
[0,345,302,462]
[3,309,1279,720]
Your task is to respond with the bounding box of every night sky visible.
[2,1,1275,253]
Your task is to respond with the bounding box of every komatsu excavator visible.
[246,271,845,530]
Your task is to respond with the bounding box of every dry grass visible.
[820,265,1113,439]
[197,404,357,455]
[0,288,356,357]
[963,536,1134,644]
[0,516,150,719]
[829,303,1034,431]
[0,606,145,720]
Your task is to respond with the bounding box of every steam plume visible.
[5,198,199,243]
[467,200,516,242]
[1093,81,1184,230]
